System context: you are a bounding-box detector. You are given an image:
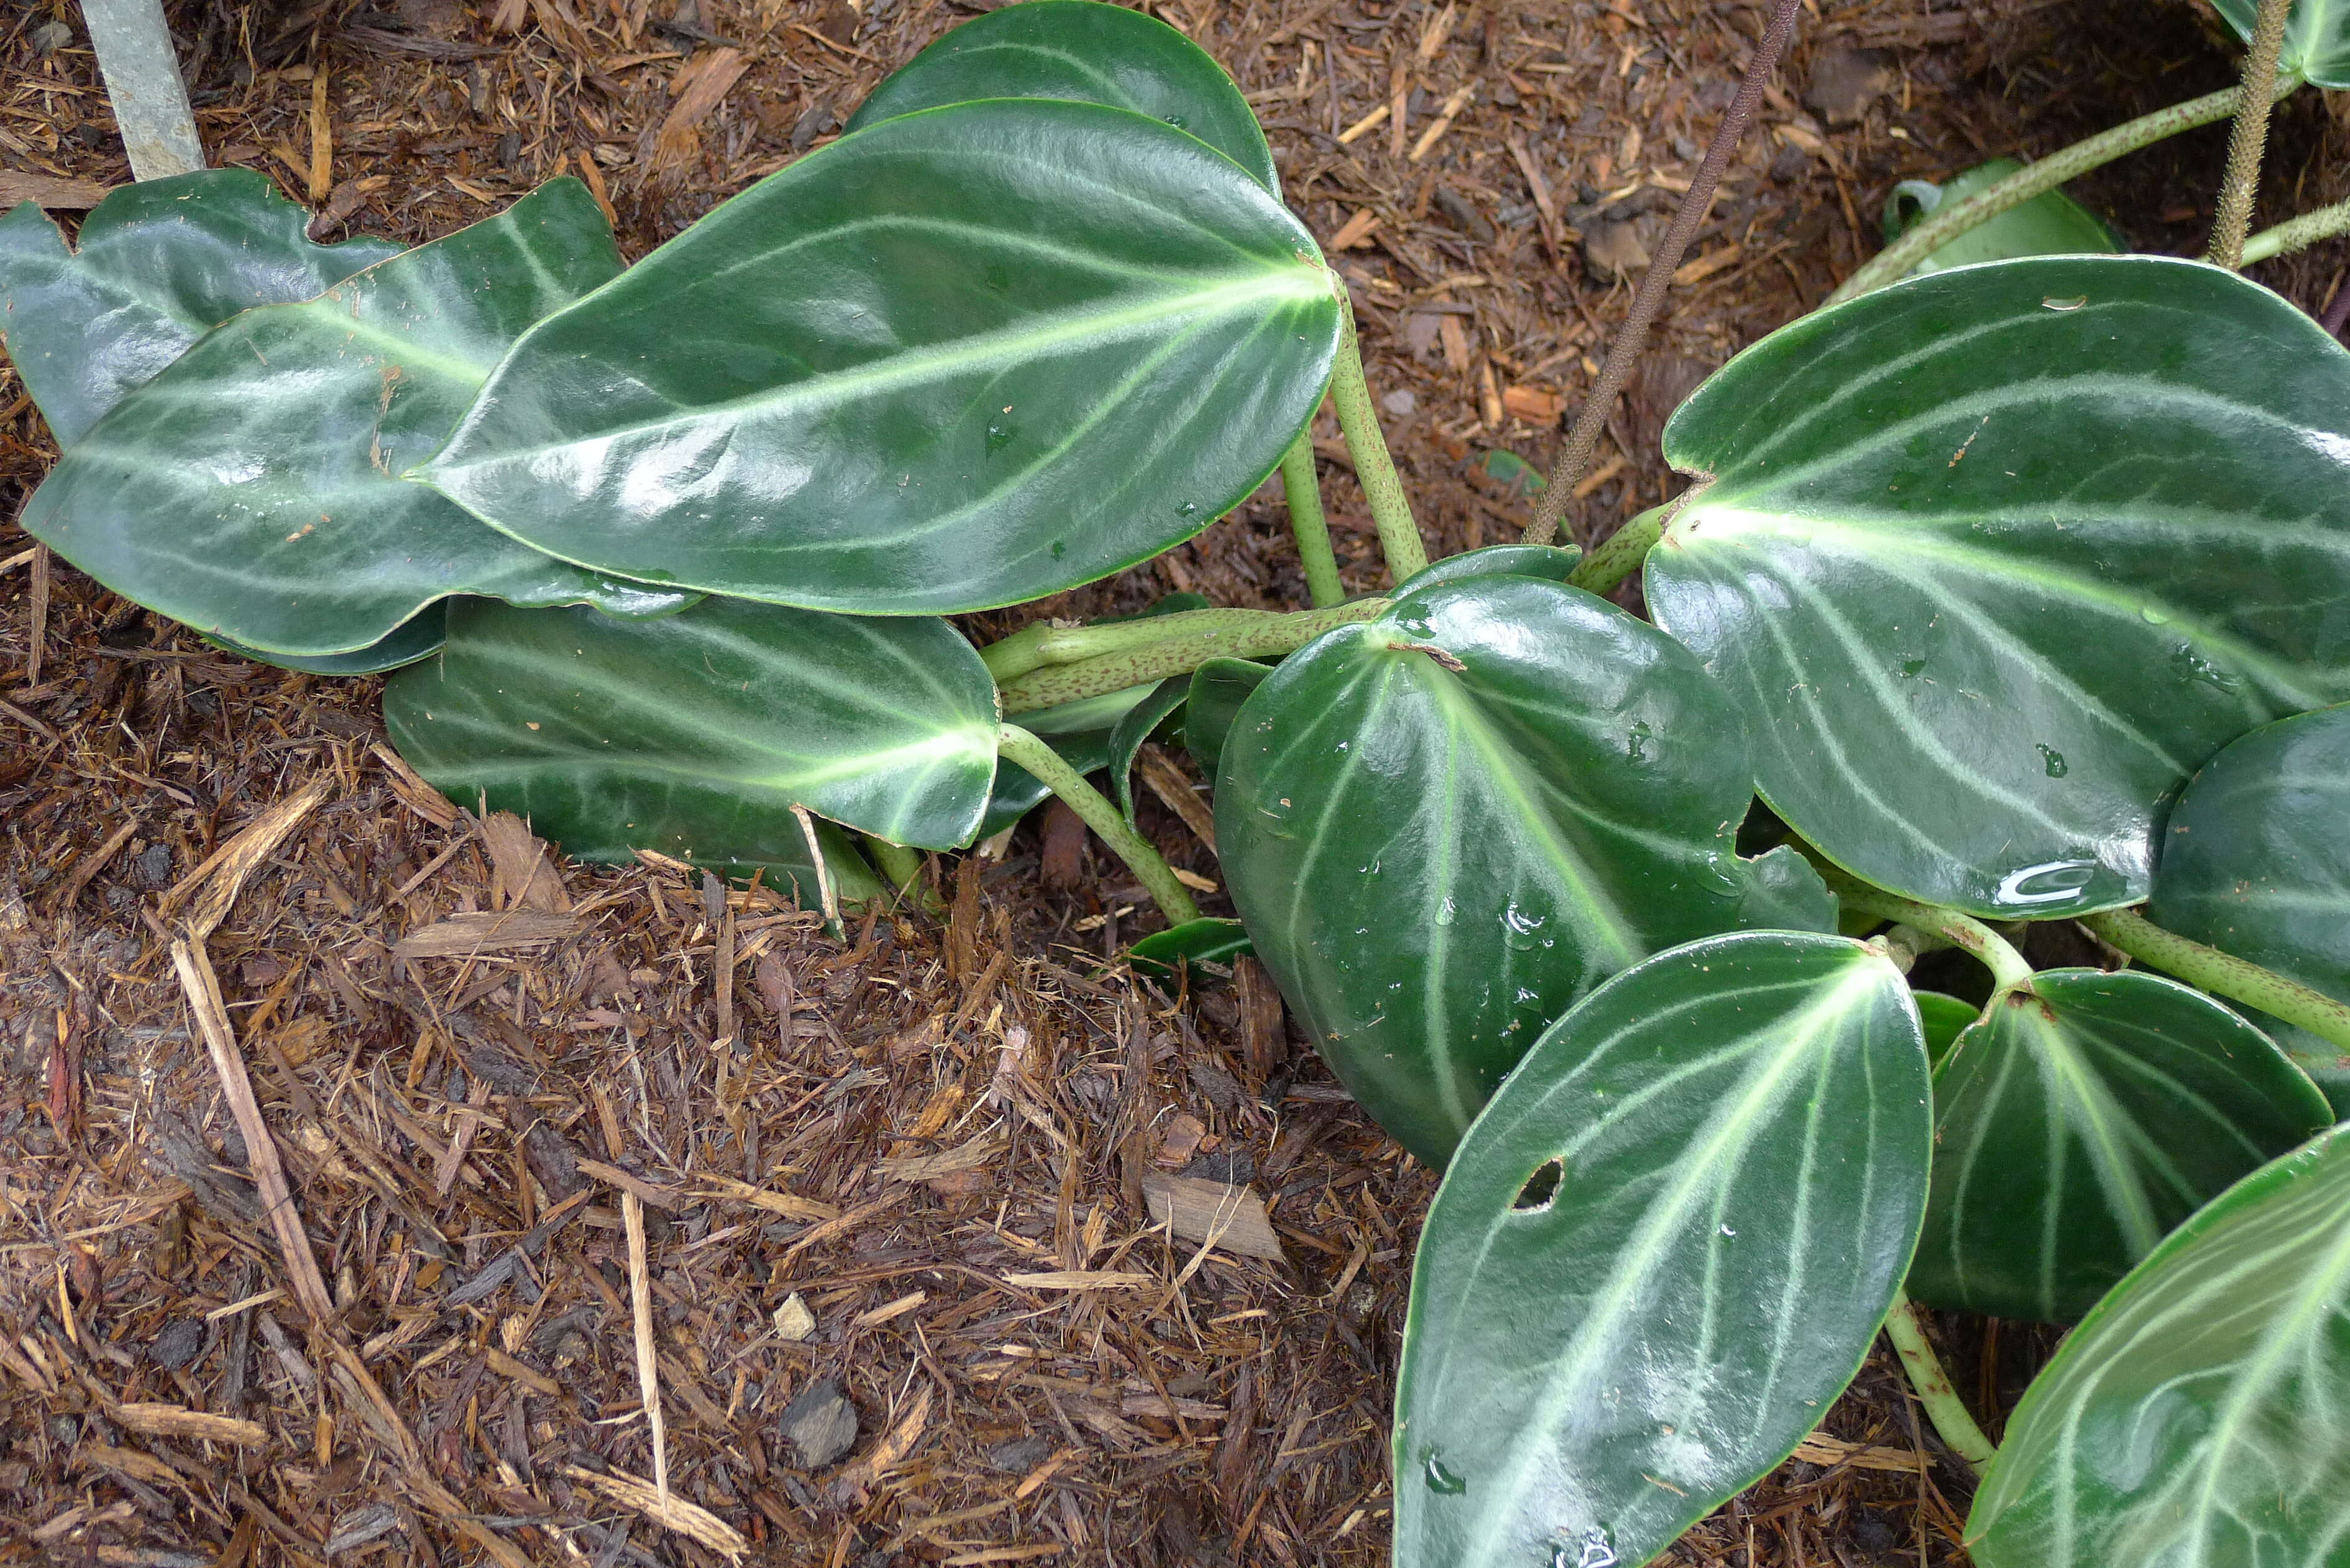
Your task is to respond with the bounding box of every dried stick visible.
[1525,0,1803,546]
[622,1190,670,1503]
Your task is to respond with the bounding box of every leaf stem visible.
[997,599,1387,714]
[1883,1289,1997,1473]
[1281,429,1345,609]
[1823,873,2035,993]
[2241,196,2350,264]
[1566,501,1673,596]
[1329,292,1429,584]
[2209,0,2295,269]
[1525,0,1802,545]
[996,724,1200,926]
[2079,907,2350,1052]
[1828,79,2291,304]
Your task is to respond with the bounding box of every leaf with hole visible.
[423,100,1340,616]
[0,168,402,446]
[1395,931,1930,1568]
[1908,969,2329,1324]
[19,180,698,656]
[843,0,1278,190]
[2212,0,2350,89]
[1215,574,1835,1167]
[383,595,999,898]
[1647,256,2350,918]
[2150,702,2350,1112]
[1968,1122,2350,1567]
[1882,158,2116,278]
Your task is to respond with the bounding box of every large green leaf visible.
[1968,1122,2350,1568]
[2212,0,2350,88]
[843,0,1278,192]
[20,180,695,656]
[1883,158,2117,278]
[2150,704,2350,1113]
[0,169,402,446]
[208,601,449,675]
[423,100,1340,616]
[1215,574,1835,1167]
[1909,969,2330,1325]
[1647,256,2350,920]
[1395,932,1930,1568]
[383,597,999,877]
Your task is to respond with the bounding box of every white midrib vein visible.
[1457,958,1889,1562]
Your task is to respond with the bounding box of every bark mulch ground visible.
[4,1,2346,1564]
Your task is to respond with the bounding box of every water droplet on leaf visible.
[2036,744,2067,778]
[1424,1454,1468,1494]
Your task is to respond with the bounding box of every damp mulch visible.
[4,1,2344,1563]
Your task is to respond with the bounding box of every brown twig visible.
[1525,0,1804,546]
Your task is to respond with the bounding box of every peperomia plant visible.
[9,1,2350,1563]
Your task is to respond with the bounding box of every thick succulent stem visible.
[1281,430,1344,609]
[996,724,1201,926]
[996,599,1388,714]
[1884,1289,1998,1473]
[2081,907,2350,1052]
[1329,294,1430,583]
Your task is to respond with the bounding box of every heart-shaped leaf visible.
[1968,1122,2350,1568]
[1908,969,2330,1325]
[1394,542,1583,595]
[423,100,1340,616]
[209,601,449,675]
[20,179,695,656]
[1882,158,2116,278]
[1647,257,2350,919]
[383,595,999,884]
[2212,0,2350,88]
[2150,703,2350,1112]
[1183,655,1272,774]
[843,0,1278,191]
[0,169,402,445]
[1395,931,1930,1568]
[1216,574,1835,1167]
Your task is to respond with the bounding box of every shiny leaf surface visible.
[1217,575,1835,1167]
[424,101,1339,615]
[2213,0,2350,88]
[1909,969,2329,1324]
[1912,990,1977,1067]
[1394,543,1582,595]
[1182,655,1271,774]
[2150,703,2350,1112]
[1883,158,2116,278]
[0,169,401,445]
[383,596,999,882]
[1395,933,1929,1568]
[208,601,449,675]
[1969,1124,2350,1568]
[21,180,695,655]
[1647,257,2350,918]
[843,0,1276,190]
[1130,917,1252,983]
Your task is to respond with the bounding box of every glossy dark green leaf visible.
[1647,257,2350,919]
[1130,917,1252,983]
[842,0,1277,191]
[21,180,695,656]
[1396,932,1929,1568]
[208,601,449,674]
[1882,158,2116,278]
[1912,990,1977,1067]
[2213,0,2350,88]
[1968,1123,2350,1568]
[2150,703,2350,1113]
[1394,543,1581,595]
[1183,655,1272,775]
[1910,969,2329,1325]
[383,595,999,884]
[0,169,402,446]
[1216,574,1836,1167]
[424,100,1340,616]
[1108,677,1188,821]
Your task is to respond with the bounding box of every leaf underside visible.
[1395,932,1930,1568]
[1885,157,2116,278]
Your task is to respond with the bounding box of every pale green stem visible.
[1884,1289,1998,1473]
[996,724,1200,926]
[1567,502,1672,596]
[2242,197,2350,264]
[2081,907,2350,1052]
[998,599,1387,714]
[1329,294,1430,584]
[980,620,1057,684]
[985,606,1308,685]
[1828,79,2293,305]
[1823,874,2035,993]
[2210,0,2295,269]
[1281,430,1344,609]
[865,837,925,899]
